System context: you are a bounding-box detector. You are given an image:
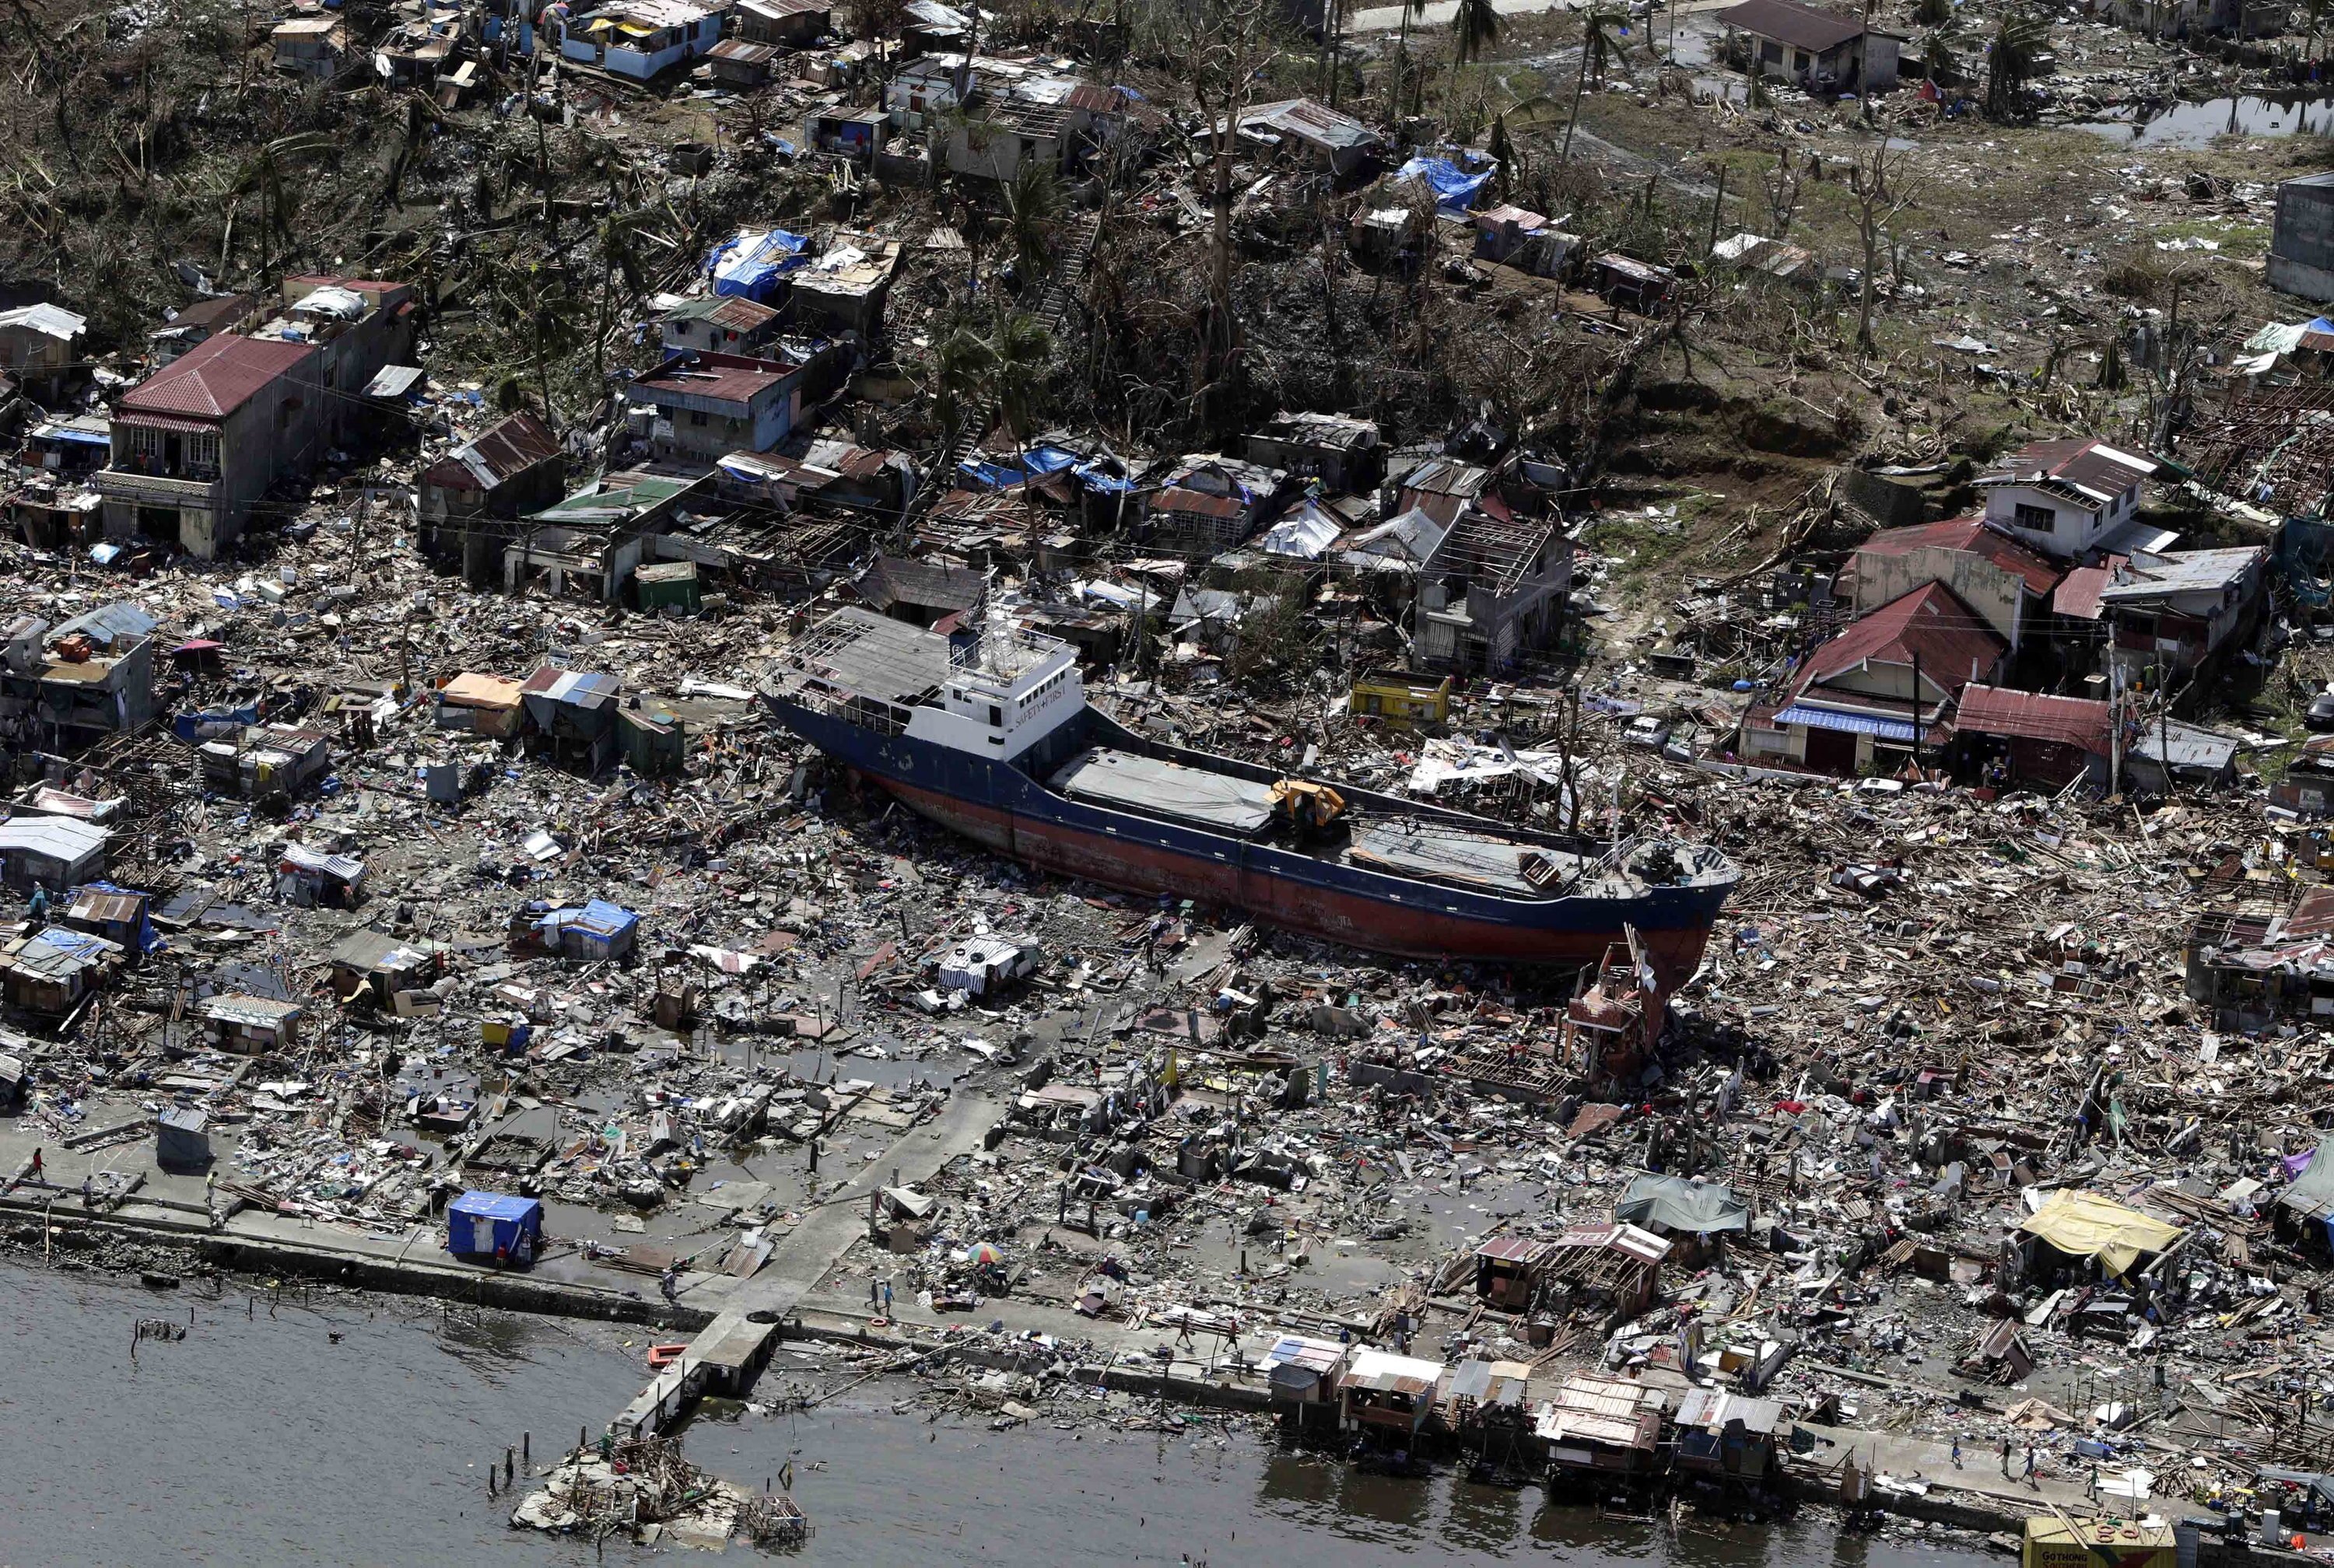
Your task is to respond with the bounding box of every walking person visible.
[2000,1437,2012,1477]
[2026,1444,2039,1488]
[1951,1434,1963,1469]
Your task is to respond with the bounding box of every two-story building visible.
[251,277,419,438]
[2064,545,2270,680]
[624,348,813,466]
[1741,580,2006,775]
[97,333,324,559]
[416,411,566,582]
[1975,437,2175,562]
[1838,514,2061,654]
[1414,508,1572,673]
[0,602,159,754]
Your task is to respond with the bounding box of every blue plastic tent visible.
[706,229,810,300]
[1393,156,1494,214]
[447,1191,543,1263]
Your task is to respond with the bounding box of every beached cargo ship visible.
[762,608,1738,985]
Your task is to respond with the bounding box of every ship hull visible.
[768,697,1735,985]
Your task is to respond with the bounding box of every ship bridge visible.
[772,606,1084,762]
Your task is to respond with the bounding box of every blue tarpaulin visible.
[957,446,1081,488]
[447,1191,543,1263]
[538,898,640,961]
[1393,156,1494,213]
[706,228,810,300]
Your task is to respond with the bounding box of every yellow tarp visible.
[2018,1191,2183,1276]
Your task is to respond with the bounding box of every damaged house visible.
[97,332,324,560]
[417,411,567,583]
[625,348,816,465]
[0,603,159,753]
[506,470,714,602]
[1741,582,2006,775]
[1413,508,1572,674]
[1975,437,2171,562]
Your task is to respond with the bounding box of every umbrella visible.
[968,1242,1004,1267]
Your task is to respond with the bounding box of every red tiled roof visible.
[118,333,317,421]
[1852,515,2062,598]
[1954,684,2111,754]
[1800,582,2006,695]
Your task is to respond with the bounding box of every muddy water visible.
[1,1265,1995,1568]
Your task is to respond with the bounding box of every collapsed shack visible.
[511,1432,804,1550]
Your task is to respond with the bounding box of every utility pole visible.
[2108,624,2122,795]
[1909,651,1922,776]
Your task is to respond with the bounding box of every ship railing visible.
[808,689,910,736]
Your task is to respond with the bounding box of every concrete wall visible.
[1854,546,2025,649]
[2273,179,2334,302]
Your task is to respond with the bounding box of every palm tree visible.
[987,311,1056,505]
[222,131,336,279]
[1002,161,1065,286]
[592,208,657,378]
[1561,9,1635,161]
[933,325,996,453]
[1452,0,1498,64]
[1982,11,2050,121]
[1388,0,1427,123]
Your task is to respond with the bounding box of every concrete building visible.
[1975,437,2169,562]
[624,349,811,465]
[2083,546,2269,679]
[97,332,324,559]
[1839,515,2061,653]
[254,277,419,438]
[1718,0,1901,91]
[558,0,722,77]
[1246,411,1383,494]
[2271,173,2334,303]
[788,234,902,338]
[1414,509,1572,674]
[0,602,159,753]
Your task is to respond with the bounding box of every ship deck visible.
[1046,744,1608,900]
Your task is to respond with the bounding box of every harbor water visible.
[2,1265,1999,1567]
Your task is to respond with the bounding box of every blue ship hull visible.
[766,695,1737,985]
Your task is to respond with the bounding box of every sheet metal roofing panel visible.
[0,817,108,861]
[1341,1349,1444,1395]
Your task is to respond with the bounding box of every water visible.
[2076,93,2334,146]
[1,1265,2001,1567]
